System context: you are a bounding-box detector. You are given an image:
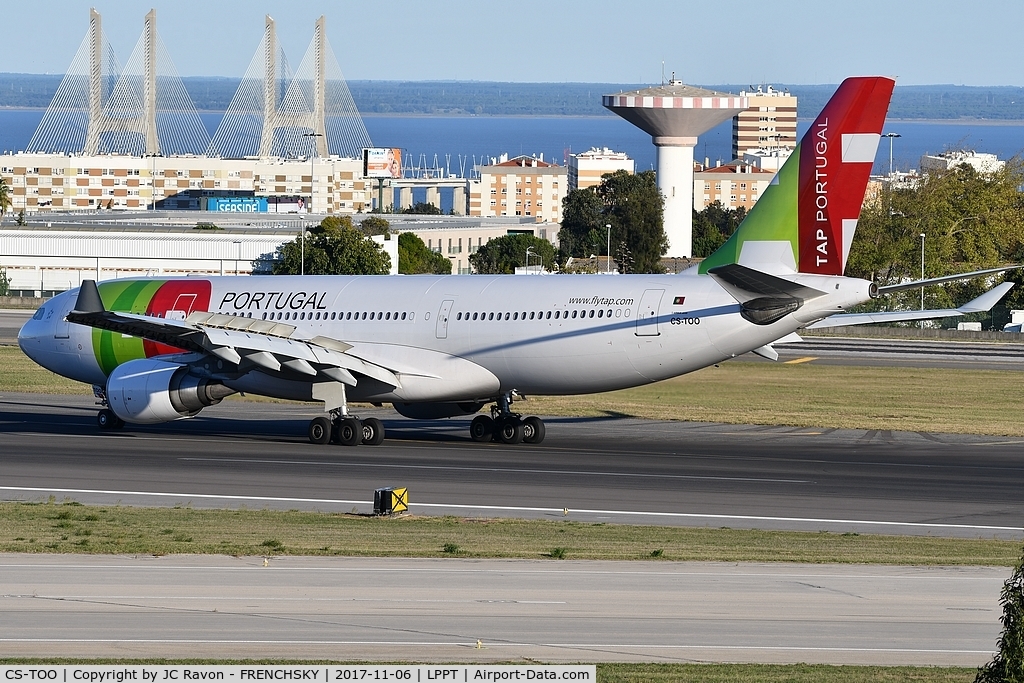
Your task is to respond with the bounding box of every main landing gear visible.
[470,392,545,445]
[308,414,385,446]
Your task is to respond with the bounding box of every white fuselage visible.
[18,268,873,404]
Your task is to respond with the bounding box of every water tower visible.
[604,78,746,258]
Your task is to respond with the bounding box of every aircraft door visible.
[435,299,454,339]
[53,294,73,339]
[635,289,664,336]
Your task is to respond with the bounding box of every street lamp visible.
[525,246,534,273]
[300,222,306,276]
[919,233,926,327]
[605,224,611,273]
[882,132,901,177]
[303,132,324,215]
[233,240,242,277]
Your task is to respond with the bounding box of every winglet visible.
[73,280,105,314]
[957,281,1014,313]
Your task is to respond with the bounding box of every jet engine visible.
[106,359,235,424]
[392,401,486,420]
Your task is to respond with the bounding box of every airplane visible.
[17,76,1016,446]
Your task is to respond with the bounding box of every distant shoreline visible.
[1,106,1023,125]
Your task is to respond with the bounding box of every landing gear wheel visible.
[361,417,385,446]
[497,416,524,445]
[470,415,494,442]
[308,416,331,445]
[336,417,362,447]
[97,409,122,430]
[522,416,546,444]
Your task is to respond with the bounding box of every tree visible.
[558,188,605,261]
[596,170,667,273]
[977,553,1024,682]
[0,177,11,220]
[402,202,442,215]
[469,233,556,274]
[398,232,452,274]
[273,216,391,275]
[692,202,746,257]
[360,216,391,236]
[0,267,9,297]
[847,159,1024,312]
[16,209,26,226]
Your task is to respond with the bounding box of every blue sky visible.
[6,0,1022,85]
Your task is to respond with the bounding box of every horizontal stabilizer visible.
[806,282,1014,329]
[877,266,1019,294]
[708,263,826,304]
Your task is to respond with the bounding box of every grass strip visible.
[0,661,981,682]
[0,501,1019,565]
[4,345,1024,435]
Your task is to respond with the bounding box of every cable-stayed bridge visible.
[27,9,371,159]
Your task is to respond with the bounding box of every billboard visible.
[363,147,402,179]
[207,197,268,213]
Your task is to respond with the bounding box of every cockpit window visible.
[32,307,45,321]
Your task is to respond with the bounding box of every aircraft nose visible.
[18,307,50,364]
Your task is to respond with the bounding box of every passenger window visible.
[589,310,595,318]
[504,312,510,321]
[488,312,494,320]
[401,312,407,320]
[456,312,462,321]
[393,312,398,320]
[529,311,535,320]
[361,312,367,320]
[386,312,391,320]
[472,312,478,320]
[513,312,518,320]
[597,309,603,318]
[571,310,577,319]
[546,311,551,319]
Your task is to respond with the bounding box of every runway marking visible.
[0,639,992,654]
[784,356,818,364]
[179,457,808,484]
[1,485,1020,533]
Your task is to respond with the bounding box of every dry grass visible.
[522,361,1024,436]
[1,501,1019,565]
[0,662,981,682]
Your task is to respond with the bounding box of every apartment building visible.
[693,161,776,212]
[0,153,370,215]
[567,148,635,190]
[467,154,566,223]
[731,85,798,159]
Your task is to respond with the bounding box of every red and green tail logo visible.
[700,77,895,276]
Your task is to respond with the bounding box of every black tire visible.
[97,409,119,430]
[361,417,385,446]
[522,416,546,444]
[308,416,331,445]
[498,416,524,445]
[470,415,493,442]
[337,417,362,446]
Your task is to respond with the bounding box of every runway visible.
[0,554,1005,665]
[2,392,1024,538]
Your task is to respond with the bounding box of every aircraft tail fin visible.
[699,76,895,276]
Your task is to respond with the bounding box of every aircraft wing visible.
[804,281,1014,329]
[65,279,401,388]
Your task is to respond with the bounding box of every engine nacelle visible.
[393,401,486,420]
[107,359,235,424]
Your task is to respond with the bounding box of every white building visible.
[567,148,634,191]
[741,147,794,172]
[920,151,1005,175]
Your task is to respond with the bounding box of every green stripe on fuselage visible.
[698,143,801,273]
[92,280,165,375]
